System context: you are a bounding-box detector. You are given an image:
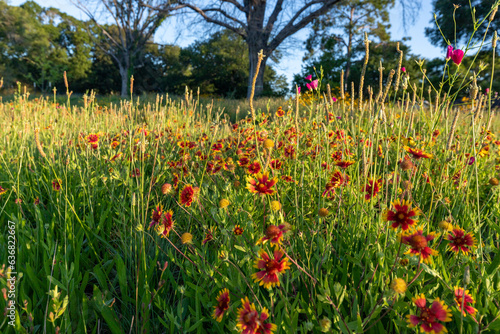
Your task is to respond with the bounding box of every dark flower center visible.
[411,235,427,250]
[265,260,280,274]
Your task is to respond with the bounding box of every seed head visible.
[161,183,173,195]
[390,278,407,294]
[399,159,414,171]
[181,232,193,244]
[219,199,230,209]
[270,200,281,211]
[318,208,329,217]
[263,139,274,149]
[438,220,453,231]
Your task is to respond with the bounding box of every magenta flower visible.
[446,45,453,59]
[446,46,464,65]
[306,79,318,91]
[401,67,406,72]
[296,86,301,95]
[332,97,338,102]
[468,157,475,165]
[305,74,312,81]
[451,49,464,65]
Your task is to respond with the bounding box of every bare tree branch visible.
[183,3,247,38]
[72,0,183,96]
[269,0,342,51]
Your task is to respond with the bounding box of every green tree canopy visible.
[169,30,288,98]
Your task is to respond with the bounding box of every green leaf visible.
[114,255,128,301]
[234,245,246,253]
[92,286,124,334]
[487,251,500,275]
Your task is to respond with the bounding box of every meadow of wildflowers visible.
[1,4,500,334]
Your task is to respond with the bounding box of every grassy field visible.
[2,23,500,332]
[1,71,500,334]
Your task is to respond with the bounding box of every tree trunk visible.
[345,7,355,86]
[247,46,268,99]
[119,64,128,97]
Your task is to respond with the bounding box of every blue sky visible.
[9,0,445,83]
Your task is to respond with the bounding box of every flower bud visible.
[319,317,332,332]
[463,265,470,285]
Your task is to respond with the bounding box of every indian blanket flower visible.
[154,209,174,238]
[233,225,244,235]
[0,185,7,196]
[203,228,215,245]
[179,184,199,207]
[384,199,419,230]
[406,294,452,334]
[150,204,164,227]
[454,287,477,316]
[87,133,99,145]
[252,249,290,289]
[270,159,282,170]
[213,289,230,322]
[335,160,355,169]
[401,228,438,263]
[52,179,62,191]
[447,228,476,254]
[276,106,285,117]
[247,161,262,175]
[362,178,382,201]
[257,224,288,246]
[246,172,277,195]
[404,146,433,159]
[237,297,276,334]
